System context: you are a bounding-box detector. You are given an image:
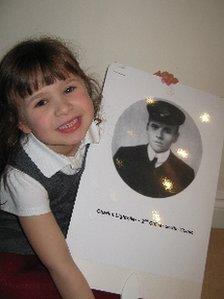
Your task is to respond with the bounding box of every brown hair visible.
[0,36,102,176]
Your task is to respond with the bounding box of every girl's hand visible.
[154,71,179,86]
[19,213,95,299]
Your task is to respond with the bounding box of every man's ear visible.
[173,132,179,143]
[18,121,31,134]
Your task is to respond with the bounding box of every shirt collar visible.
[147,144,170,166]
[22,121,100,178]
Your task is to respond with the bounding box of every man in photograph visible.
[113,100,195,198]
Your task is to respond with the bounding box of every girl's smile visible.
[18,75,94,156]
[57,117,81,133]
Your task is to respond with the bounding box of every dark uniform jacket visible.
[113,144,195,198]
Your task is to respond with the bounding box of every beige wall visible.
[1,0,224,191]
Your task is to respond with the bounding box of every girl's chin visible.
[48,143,80,156]
[63,132,87,146]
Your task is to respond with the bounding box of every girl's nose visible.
[55,97,71,116]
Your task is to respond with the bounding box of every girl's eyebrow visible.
[25,77,80,103]
[25,92,47,103]
[65,77,80,84]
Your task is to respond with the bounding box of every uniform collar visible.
[147,144,170,166]
[21,122,100,178]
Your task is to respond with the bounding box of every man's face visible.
[147,120,178,153]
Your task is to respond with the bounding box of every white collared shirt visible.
[0,122,99,216]
[147,144,170,168]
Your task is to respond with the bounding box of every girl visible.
[0,37,101,299]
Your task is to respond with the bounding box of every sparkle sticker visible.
[200,112,211,123]
[126,129,136,137]
[152,210,162,224]
[176,148,189,159]
[145,97,155,105]
[161,177,174,192]
[115,158,124,168]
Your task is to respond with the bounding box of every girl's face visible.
[18,75,94,156]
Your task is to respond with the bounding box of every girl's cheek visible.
[30,115,48,128]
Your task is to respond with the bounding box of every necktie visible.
[150,157,158,168]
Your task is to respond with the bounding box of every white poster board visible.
[67,63,224,299]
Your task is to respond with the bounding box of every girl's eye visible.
[64,86,76,94]
[35,99,47,108]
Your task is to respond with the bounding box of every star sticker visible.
[161,177,174,191]
[176,148,189,159]
[127,130,136,137]
[145,97,155,105]
[152,210,162,224]
[200,112,211,123]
